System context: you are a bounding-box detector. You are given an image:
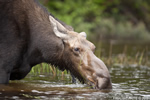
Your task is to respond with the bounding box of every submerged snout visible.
[83,52,112,89]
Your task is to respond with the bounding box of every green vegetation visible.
[95,43,150,67]
[30,63,68,76]
[39,0,150,41]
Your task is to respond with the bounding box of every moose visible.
[0,0,112,89]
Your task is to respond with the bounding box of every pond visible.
[0,41,150,100]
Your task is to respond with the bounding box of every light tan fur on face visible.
[66,31,96,76]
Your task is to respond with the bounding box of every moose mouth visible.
[69,66,112,90]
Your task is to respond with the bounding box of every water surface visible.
[0,64,150,100]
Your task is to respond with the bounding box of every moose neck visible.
[10,0,64,67]
[26,1,65,67]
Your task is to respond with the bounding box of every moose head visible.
[49,16,112,89]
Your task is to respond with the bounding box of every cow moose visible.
[0,0,112,89]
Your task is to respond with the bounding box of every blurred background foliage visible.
[39,0,150,42]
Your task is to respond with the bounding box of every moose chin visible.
[0,0,112,90]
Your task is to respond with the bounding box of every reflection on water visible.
[0,64,150,100]
[0,42,150,99]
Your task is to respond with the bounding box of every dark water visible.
[0,42,150,100]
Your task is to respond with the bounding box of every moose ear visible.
[49,16,68,39]
[79,32,87,39]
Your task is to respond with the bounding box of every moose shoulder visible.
[0,0,112,89]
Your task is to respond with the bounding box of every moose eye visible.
[74,47,80,52]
